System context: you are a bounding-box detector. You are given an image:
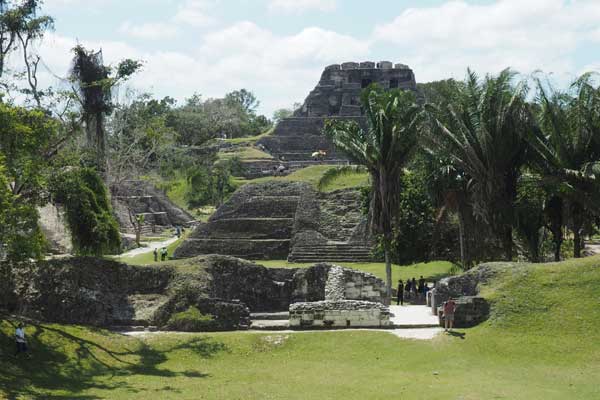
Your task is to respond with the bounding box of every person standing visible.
[396,280,405,306]
[161,247,167,261]
[443,298,457,332]
[153,248,158,262]
[411,277,417,300]
[15,323,28,357]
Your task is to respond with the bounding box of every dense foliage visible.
[50,168,121,256]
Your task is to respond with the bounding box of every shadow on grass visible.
[0,316,226,399]
[447,331,466,340]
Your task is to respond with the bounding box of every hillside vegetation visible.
[2,256,599,399]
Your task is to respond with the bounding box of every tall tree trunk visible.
[458,213,466,268]
[574,229,582,258]
[384,239,392,306]
[503,226,513,261]
[570,201,584,258]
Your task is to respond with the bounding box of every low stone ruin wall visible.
[428,262,507,328]
[436,296,490,328]
[289,300,391,328]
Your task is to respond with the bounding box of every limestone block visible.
[359,61,375,69]
[341,62,359,70]
[377,61,393,69]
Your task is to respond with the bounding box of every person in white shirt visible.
[15,323,28,356]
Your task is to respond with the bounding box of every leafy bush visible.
[0,161,45,261]
[165,306,215,331]
[50,168,121,256]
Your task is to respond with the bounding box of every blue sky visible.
[31,0,600,116]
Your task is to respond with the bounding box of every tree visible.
[107,94,177,185]
[427,69,532,261]
[226,89,259,114]
[0,0,54,106]
[0,158,45,261]
[528,73,600,258]
[0,102,58,200]
[273,108,293,123]
[70,45,142,174]
[325,84,422,302]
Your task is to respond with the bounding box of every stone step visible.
[250,311,290,320]
[175,238,291,260]
[250,320,290,330]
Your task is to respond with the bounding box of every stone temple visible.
[177,61,418,263]
[257,61,418,163]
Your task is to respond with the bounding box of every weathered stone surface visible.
[0,255,389,330]
[258,61,418,163]
[154,289,250,331]
[111,180,195,235]
[0,257,174,326]
[37,203,73,255]
[289,188,373,262]
[437,296,490,328]
[174,182,307,260]
[289,300,391,328]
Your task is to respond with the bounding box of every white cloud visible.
[174,0,218,27]
[373,0,600,82]
[119,21,180,40]
[32,22,369,116]
[268,0,336,14]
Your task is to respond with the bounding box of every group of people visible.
[153,247,169,262]
[396,276,430,306]
[396,278,458,332]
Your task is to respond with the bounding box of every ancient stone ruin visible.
[255,61,418,168]
[175,181,373,262]
[111,180,195,236]
[0,255,390,331]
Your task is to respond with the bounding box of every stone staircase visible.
[288,242,373,263]
[257,116,363,163]
[174,182,310,260]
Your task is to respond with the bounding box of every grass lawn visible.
[234,165,369,191]
[222,128,274,145]
[320,169,369,192]
[219,146,273,161]
[258,260,456,283]
[2,256,600,399]
[111,233,189,266]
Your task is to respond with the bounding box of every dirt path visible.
[120,236,179,258]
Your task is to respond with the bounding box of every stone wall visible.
[0,257,174,326]
[295,61,417,118]
[289,300,391,328]
[111,180,195,234]
[436,296,490,328]
[37,203,73,255]
[430,262,509,328]
[0,255,389,330]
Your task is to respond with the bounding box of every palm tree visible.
[324,84,422,302]
[528,73,600,258]
[426,69,532,261]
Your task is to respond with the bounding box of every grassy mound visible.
[3,257,598,399]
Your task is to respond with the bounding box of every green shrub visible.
[50,168,121,256]
[165,306,215,331]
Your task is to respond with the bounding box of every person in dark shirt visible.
[418,275,426,299]
[396,280,404,306]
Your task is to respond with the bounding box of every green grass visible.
[222,128,274,145]
[3,256,600,398]
[319,170,370,192]
[234,165,339,188]
[218,146,273,161]
[234,164,370,192]
[258,260,455,283]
